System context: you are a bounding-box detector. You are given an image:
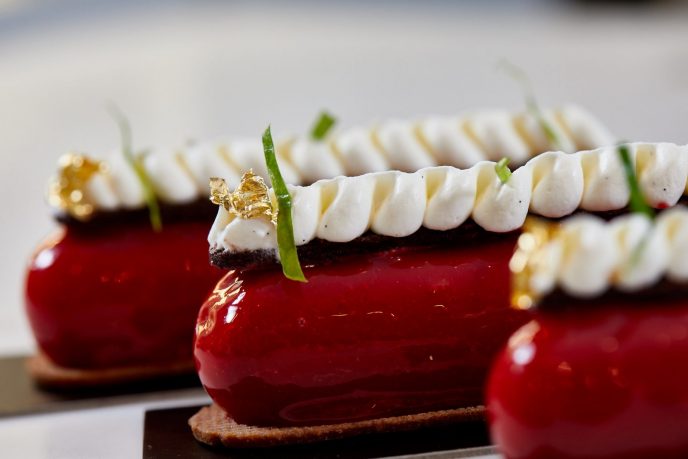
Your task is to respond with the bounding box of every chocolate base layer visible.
[55,198,217,230]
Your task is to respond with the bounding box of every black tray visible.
[0,355,204,418]
[143,405,496,459]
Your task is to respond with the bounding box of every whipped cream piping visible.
[520,207,688,298]
[53,105,613,214]
[209,142,688,254]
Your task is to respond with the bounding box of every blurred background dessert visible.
[2,0,687,360]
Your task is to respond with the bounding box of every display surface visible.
[0,356,204,417]
[146,405,495,458]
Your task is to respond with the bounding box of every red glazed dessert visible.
[195,236,524,427]
[24,107,611,386]
[192,141,687,446]
[26,220,220,371]
[488,209,688,459]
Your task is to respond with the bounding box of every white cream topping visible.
[524,207,688,298]
[52,105,614,213]
[210,142,688,254]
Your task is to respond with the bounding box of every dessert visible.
[191,141,688,446]
[26,106,610,387]
[45,105,614,222]
[487,208,688,459]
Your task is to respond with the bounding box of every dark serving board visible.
[143,406,496,459]
[0,355,205,418]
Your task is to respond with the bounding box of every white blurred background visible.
[1,0,687,356]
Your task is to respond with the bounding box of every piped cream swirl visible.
[518,207,688,298]
[209,142,688,254]
[53,105,613,214]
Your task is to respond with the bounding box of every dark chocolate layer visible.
[537,280,688,311]
[211,197,688,271]
[210,221,516,270]
[209,205,645,271]
[56,199,217,231]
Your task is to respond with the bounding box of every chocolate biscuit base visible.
[189,403,485,448]
[27,353,195,390]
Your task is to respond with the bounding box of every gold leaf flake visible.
[48,153,104,220]
[209,177,231,209]
[510,217,560,310]
[209,170,277,224]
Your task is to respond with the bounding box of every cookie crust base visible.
[27,353,195,389]
[189,403,485,448]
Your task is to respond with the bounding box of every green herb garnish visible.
[107,104,162,232]
[618,144,654,219]
[495,157,512,184]
[310,111,337,141]
[498,60,565,151]
[262,126,307,282]
[628,232,651,269]
[617,143,655,269]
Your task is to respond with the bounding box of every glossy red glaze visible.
[487,299,688,459]
[25,222,222,369]
[194,236,528,427]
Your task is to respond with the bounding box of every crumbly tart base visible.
[189,403,485,448]
[27,353,195,389]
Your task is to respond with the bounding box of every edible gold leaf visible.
[209,170,277,224]
[48,153,104,220]
[209,177,231,210]
[509,217,559,310]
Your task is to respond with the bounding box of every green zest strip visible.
[495,157,512,184]
[617,144,654,269]
[498,60,564,151]
[108,105,162,232]
[525,94,562,151]
[617,144,654,219]
[310,111,337,141]
[262,126,307,282]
